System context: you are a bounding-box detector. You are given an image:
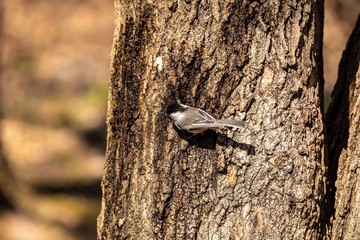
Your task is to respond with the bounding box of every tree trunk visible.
[326,16,360,240]
[98,0,325,239]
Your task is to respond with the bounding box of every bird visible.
[167,103,245,134]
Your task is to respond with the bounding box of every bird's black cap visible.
[167,103,187,114]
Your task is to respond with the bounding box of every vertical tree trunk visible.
[98,0,325,239]
[326,16,360,240]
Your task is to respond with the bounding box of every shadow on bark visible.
[173,124,255,155]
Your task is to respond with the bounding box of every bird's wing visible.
[188,108,218,129]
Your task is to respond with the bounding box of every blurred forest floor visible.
[1,0,112,239]
[0,0,358,239]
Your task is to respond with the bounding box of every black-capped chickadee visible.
[167,103,245,134]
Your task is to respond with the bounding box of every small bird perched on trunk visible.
[167,103,245,134]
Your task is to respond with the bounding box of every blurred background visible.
[0,0,358,239]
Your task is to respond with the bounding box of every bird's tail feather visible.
[216,119,245,129]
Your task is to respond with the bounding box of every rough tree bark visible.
[98,0,325,239]
[326,16,360,240]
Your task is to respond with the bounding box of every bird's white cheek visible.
[170,112,183,121]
